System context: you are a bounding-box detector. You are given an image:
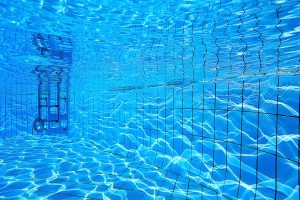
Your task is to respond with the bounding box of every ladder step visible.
[40,105,58,107]
[44,119,59,122]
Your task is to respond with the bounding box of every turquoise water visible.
[0,0,299,199]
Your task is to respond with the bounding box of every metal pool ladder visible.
[32,33,72,135]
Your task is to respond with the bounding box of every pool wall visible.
[0,0,299,199]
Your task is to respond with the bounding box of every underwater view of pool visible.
[0,0,299,199]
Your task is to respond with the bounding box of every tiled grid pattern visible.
[68,0,299,198]
[69,77,299,199]
[0,0,299,199]
[0,23,43,138]
[0,85,37,138]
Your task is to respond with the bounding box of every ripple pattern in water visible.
[0,0,299,199]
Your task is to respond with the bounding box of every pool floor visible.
[0,135,208,199]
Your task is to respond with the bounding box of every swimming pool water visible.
[0,0,299,199]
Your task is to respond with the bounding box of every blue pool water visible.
[0,0,299,199]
